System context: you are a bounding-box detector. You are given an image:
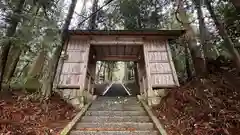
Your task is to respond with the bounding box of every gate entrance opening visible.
[56,30,185,107]
[92,43,143,97]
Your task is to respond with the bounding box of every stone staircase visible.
[69,97,159,135]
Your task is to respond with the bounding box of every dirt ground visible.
[153,60,240,135]
[0,92,77,135]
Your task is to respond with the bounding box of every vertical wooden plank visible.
[143,43,151,90]
[143,41,153,105]
[55,38,69,87]
[79,40,90,96]
[91,79,95,94]
[165,41,180,86]
[136,63,142,90]
[88,77,91,92]
[142,77,146,99]
[91,61,96,94]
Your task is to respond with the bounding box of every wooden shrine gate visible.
[55,30,185,108]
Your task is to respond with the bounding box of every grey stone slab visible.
[80,116,151,122]
[88,106,144,111]
[74,122,154,130]
[70,130,159,135]
[85,111,147,116]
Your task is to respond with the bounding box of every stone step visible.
[93,98,139,101]
[91,103,141,106]
[91,101,141,105]
[80,116,151,122]
[93,100,139,104]
[95,98,138,102]
[88,106,144,111]
[70,130,159,135]
[90,104,141,107]
[74,122,155,130]
[89,105,143,110]
[96,97,137,99]
[85,111,147,116]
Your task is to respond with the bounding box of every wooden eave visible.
[68,29,186,39]
[65,30,186,62]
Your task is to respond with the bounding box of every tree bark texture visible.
[4,5,41,85]
[175,0,206,76]
[193,0,208,73]
[3,45,21,83]
[0,0,25,90]
[41,0,77,99]
[205,0,240,71]
[88,0,98,29]
[185,42,193,79]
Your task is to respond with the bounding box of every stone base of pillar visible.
[78,96,85,108]
[147,89,167,107]
[56,88,95,109]
[83,91,94,103]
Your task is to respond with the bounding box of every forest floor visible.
[0,91,77,135]
[153,59,240,135]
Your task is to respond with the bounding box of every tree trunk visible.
[77,0,88,28]
[41,0,77,99]
[4,5,41,85]
[16,61,30,79]
[88,0,98,29]
[185,42,192,79]
[24,50,46,92]
[205,0,240,70]
[3,46,22,84]
[175,0,206,76]
[0,0,25,90]
[193,0,208,73]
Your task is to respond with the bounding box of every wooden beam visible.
[116,45,118,55]
[90,40,143,45]
[151,84,178,88]
[57,84,80,89]
[96,55,138,61]
[108,45,111,55]
[130,46,134,55]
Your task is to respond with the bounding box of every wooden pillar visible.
[134,62,140,86]
[78,40,90,108]
[142,76,147,99]
[91,61,97,94]
[143,42,154,106]
[88,77,91,92]
[137,63,142,94]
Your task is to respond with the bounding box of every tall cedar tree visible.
[0,0,25,90]
[41,0,77,99]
